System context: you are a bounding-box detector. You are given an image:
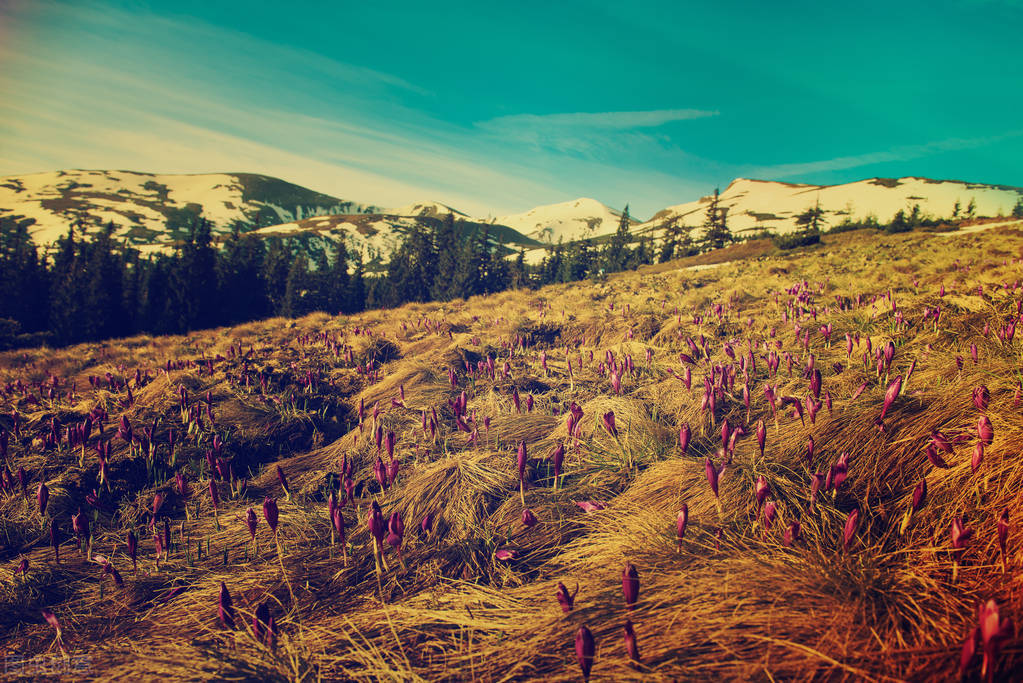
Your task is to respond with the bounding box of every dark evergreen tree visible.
[1013,197,1023,219]
[83,222,126,340]
[702,189,732,250]
[346,249,366,314]
[283,255,311,318]
[262,237,292,316]
[49,226,87,345]
[328,239,350,314]
[602,205,632,273]
[510,247,527,289]
[431,213,459,301]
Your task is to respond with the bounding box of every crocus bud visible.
[556,581,578,613]
[679,423,691,454]
[263,496,279,533]
[755,476,770,506]
[420,511,435,535]
[387,511,405,550]
[756,419,766,458]
[521,508,538,528]
[926,444,950,469]
[972,385,990,410]
[879,375,902,420]
[368,501,385,543]
[705,458,719,497]
[911,478,927,512]
[575,626,596,682]
[254,601,270,642]
[218,581,236,629]
[602,411,618,438]
[977,415,993,446]
[783,520,801,546]
[951,517,973,551]
[972,443,984,473]
[276,465,291,498]
[37,482,49,515]
[552,443,565,482]
[623,620,641,663]
[763,501,776,530]
[843,508,860,551]
[246,507,258,540]
[676,504,688,549]
[622,562,639,610]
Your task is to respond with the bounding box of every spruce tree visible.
[283,255,311,318]
[346,250,366,313]
[328,239,350,314]
[602,204,632,273]
[431,213,459,300]
[702,189,732,250]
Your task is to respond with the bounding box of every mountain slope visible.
[638,176,1023,237]
[497,197,636,244]
[249,212,542,272]
[0,169,377,245]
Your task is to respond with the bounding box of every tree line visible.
[0,198,735,350]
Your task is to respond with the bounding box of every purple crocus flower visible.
[602,411,618,438]
[575,626,596,682]
[679,423,691,455]
[37,482,49,515]
[977,416,993,446]
[556,581,579,613]
[676,504,689,550]
[263,496,279,534]
[843,508,860,551]
[705,458,719,497]
[246,507,258,541]
[623,620,641,663]
[622,562,639,610]
[218,582,236,629]
[521,508,538,528]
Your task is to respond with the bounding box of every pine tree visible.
[793,201,827,234]
[49,226,87,345]
[83,222,126,340]
[328,239,350,314]
[510,247,527,289]
[262,237,292,316]
[1013,197,1023,219]
[658,217,678,263]
[346,250,366,313]
[966,197,977,220]
[702,189,732,250]
[283,255,311,318]
[431,213,459,300]
[602,205,632,273]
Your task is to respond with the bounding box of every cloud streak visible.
[752,130,1023,179]
[475,109,718,157]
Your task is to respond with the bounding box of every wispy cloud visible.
[752,130,1023,179]
[476,109,718,155]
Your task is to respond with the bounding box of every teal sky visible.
[1,0,1021,219]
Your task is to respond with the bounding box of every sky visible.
[1,0,1021,219]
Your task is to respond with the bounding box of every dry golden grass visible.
[2,225,1022,681]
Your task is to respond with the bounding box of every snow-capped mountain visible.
[0,169,377,246]
[637,177,1023,237]
[496,197,635,244]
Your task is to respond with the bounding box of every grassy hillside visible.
[1,225,1021,681]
